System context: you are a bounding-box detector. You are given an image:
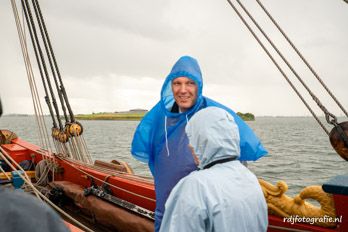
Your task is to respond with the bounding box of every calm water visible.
[1,116,347,196]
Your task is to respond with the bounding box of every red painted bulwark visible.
[333,194,348,232]
[9,137,156,210]
[1,143,31,163]
[54,159,156,211]
[5,137,347,231]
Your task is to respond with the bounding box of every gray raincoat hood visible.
[185,106,240,169]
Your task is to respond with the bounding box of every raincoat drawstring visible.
[165,113,190,157]
[164,116,170,156]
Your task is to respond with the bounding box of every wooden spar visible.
[0,171,36,180]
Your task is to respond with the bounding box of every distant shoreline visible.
[2,111,256,121]
[75,111,255,121]
[237,112,255,121]
[75,112,146,121]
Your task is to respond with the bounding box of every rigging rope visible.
[14,0,93,164]
[226,0,348,160]
[0,146,41,199]
[255,0,348,118]
[0,166,11,180]
[234,0,340,126]
[30,0,69,123]
[32,0,76,123]
[226,0,330,135]
[12,0,54,154]
[21,0,64,130]
[9,0,159,228]
[54,154,156,202]
[0,146,94,232]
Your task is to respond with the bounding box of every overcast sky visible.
[1,0,347,116]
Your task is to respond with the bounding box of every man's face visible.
[171,77,198,112]
[189,144,200,166]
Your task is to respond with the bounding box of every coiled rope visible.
[0,145,94,232]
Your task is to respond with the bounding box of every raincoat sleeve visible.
[205,97,268,161]
[160,177,208,232]
[131,102,161,174]
[0,188,69,232]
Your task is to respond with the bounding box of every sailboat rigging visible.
[226,0,348,161]
[0,0,347,231]
[12,0,92,164]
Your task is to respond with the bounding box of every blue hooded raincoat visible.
[131,56,267,231]
[160,107,268,232]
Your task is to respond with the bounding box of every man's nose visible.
[179,84,188,93]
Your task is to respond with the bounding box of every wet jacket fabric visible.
[0,187,69,232]
[160,107,268,232]
[131,56,267,231]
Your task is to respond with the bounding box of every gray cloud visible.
[1,0,347,117]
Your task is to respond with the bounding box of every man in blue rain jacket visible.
[131,56,267,231]
[160,107,268,232]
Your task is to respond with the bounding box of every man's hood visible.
[160,56,203,116]
[185,107,240,169]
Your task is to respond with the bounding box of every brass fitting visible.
[58,130,69,143]
[51,127,60,140]
[65,121,83,137]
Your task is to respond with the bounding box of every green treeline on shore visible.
[75,112,145,120]
[75,111,255,121]
[237,112,255,121]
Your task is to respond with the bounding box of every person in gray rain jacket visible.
[0,98,69,232]
[160,106,268,232]
[131,56,267,231]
